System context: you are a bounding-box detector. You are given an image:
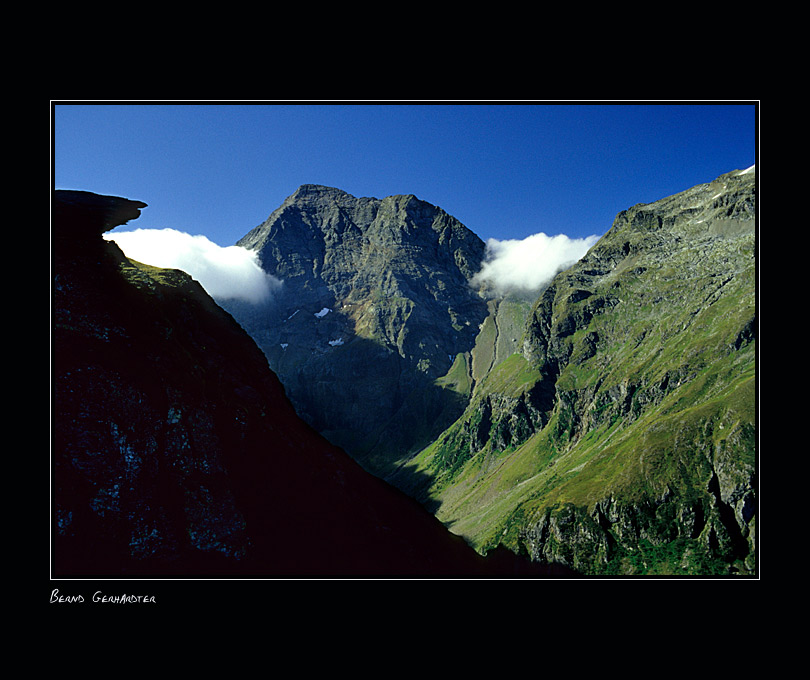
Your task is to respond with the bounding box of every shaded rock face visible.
[52,189,562,578]
[228,185,490,475]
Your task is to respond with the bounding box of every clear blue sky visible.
[52,102,757,246]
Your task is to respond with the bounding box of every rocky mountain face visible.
[392,168,757,576]
[225,185,492,476]
[52,189,564,577]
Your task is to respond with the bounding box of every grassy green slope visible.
[400,168,757,575]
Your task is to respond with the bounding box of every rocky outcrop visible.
[52,189,562,578]
[519,458,756,576]
[226,185,490,476]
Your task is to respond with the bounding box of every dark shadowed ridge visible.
[51,189,574,580]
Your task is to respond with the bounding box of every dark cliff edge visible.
[51,189,570,580]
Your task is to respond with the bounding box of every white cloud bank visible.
[472,231,600,293]
[104,228,281,304]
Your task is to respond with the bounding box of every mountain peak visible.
[285,184,432,212]
[289,183,350,198]
[228,186,489,473]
